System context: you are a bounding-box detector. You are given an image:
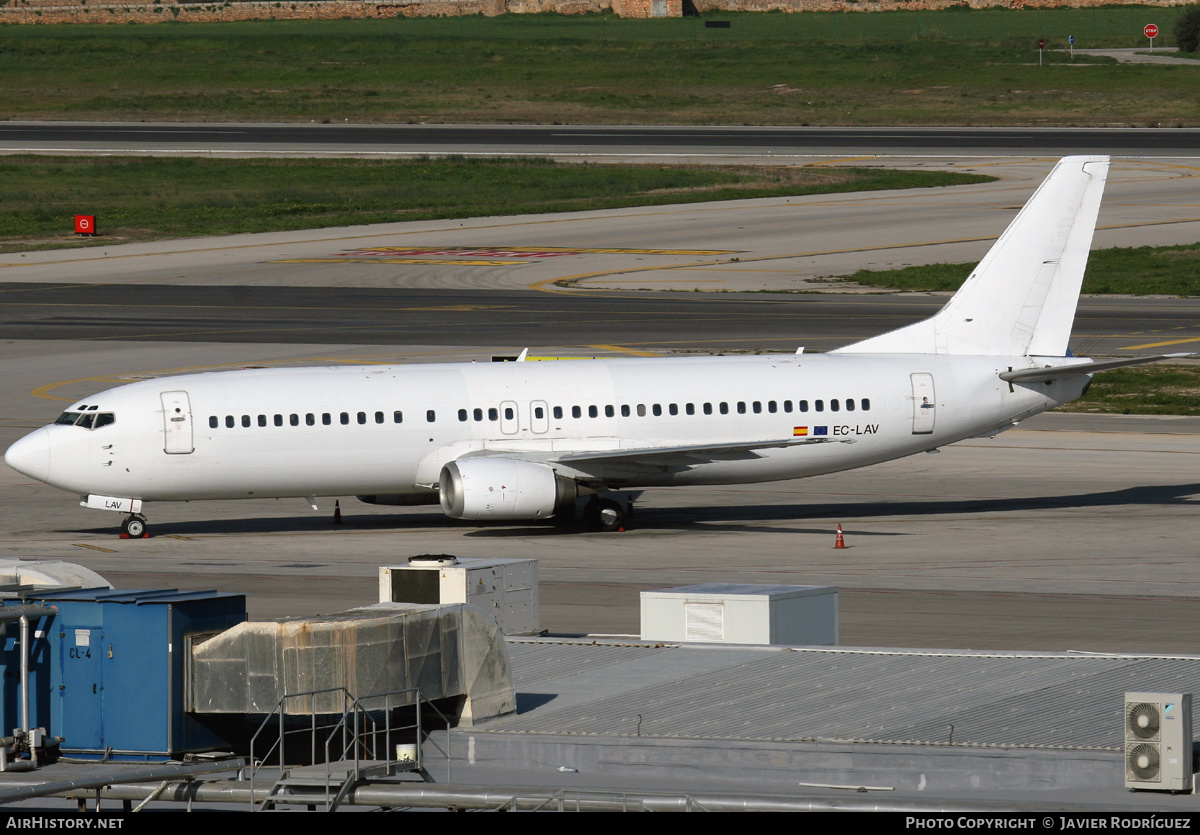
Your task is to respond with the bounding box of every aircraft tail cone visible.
[834,524,847,549]
[333,500,343,525]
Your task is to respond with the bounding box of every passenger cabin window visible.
[846,399,855,412]
[290,414,299,426]
[653,404,662,416]
[669,404,678,416]
[260,415,269,427]
[376,411,384,424]
[226,416,235,428]
[426,410,436,423]
[686,403,695,416]
[831,400,840,413]
[637,404,646,417]
[783,401,793,413]
[357,412,366,425]
[275,414,284,427]
[862,399,871,411]
[244,415,253,428]
[209,416,218,429]
[703,403,712,415]
[394,411,404,423]
[572,406,581,419]
[588,406,598,418]
[719,402,729,415]
[799,400,809,413]
[340,413,350,425]
[605,405,615,418]
[621,405,631,418]
[553,406,563,420]
[322,413,331,425]
[458,409,468,422]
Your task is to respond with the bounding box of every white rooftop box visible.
[379,555,540,636]
[641,583,837,646]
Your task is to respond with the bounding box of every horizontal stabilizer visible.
[1000,353,1198,384]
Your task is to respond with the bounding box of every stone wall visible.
[0,0,1191,24]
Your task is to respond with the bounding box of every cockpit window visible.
[53,411,114,429]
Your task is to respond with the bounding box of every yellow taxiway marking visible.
[1121,337,1200,350]
[324,246,739,256]
[529,235,996,293]
[73,543,117,553]
[275,258,529,266]
[585,344,663,357]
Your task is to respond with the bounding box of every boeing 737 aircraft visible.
[5,156,1192,536]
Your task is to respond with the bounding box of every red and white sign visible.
[74,215,96,235]
[1145,23,1159,39]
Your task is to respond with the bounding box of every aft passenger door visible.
[910,373,936,435]
[160,390,195,454]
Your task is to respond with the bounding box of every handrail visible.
[248,686,453,811]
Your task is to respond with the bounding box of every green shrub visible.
[1176,4,1200,53]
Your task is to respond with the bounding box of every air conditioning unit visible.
[1125,692,1193,793]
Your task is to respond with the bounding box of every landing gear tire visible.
[591,498,625,533]
[121,514,147,538]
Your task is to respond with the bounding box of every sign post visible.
[1145,23,1158,51]
[1038,38,1045,66]
[1069,34,1074,60]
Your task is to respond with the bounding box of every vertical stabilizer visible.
[834,156,1109,357]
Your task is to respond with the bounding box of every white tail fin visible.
[835,156,1109,357]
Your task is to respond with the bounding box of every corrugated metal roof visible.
[488,641,1200,751]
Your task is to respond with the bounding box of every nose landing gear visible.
[120,513,148,539]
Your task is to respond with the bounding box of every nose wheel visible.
[120,514,148,539]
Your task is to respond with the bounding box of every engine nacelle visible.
[439,458,577,521]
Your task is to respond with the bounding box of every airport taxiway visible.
[1,152,1198,657]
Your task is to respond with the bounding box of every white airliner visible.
[4,156,1191,537]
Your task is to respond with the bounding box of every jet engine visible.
[439,458,577,520]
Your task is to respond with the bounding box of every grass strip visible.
[836,243,1200,297]
[1057,365,1200,415]
[0,156,991,252]
[1,11,1198,126]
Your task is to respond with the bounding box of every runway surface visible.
[2,148,1199,655]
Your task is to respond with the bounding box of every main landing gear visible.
[120,513,148,538]
[582,497,630,533]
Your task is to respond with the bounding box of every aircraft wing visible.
[1000,353,1197,384]
[459,435,854,479]
[553,435,852,466]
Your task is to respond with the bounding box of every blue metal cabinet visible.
[9,588,246,759]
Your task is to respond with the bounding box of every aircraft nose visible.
[5,428,51,483]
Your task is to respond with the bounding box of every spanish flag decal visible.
[793,426,808,436]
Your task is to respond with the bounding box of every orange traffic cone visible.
[333,500,343,525]
[834,524,847,549]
